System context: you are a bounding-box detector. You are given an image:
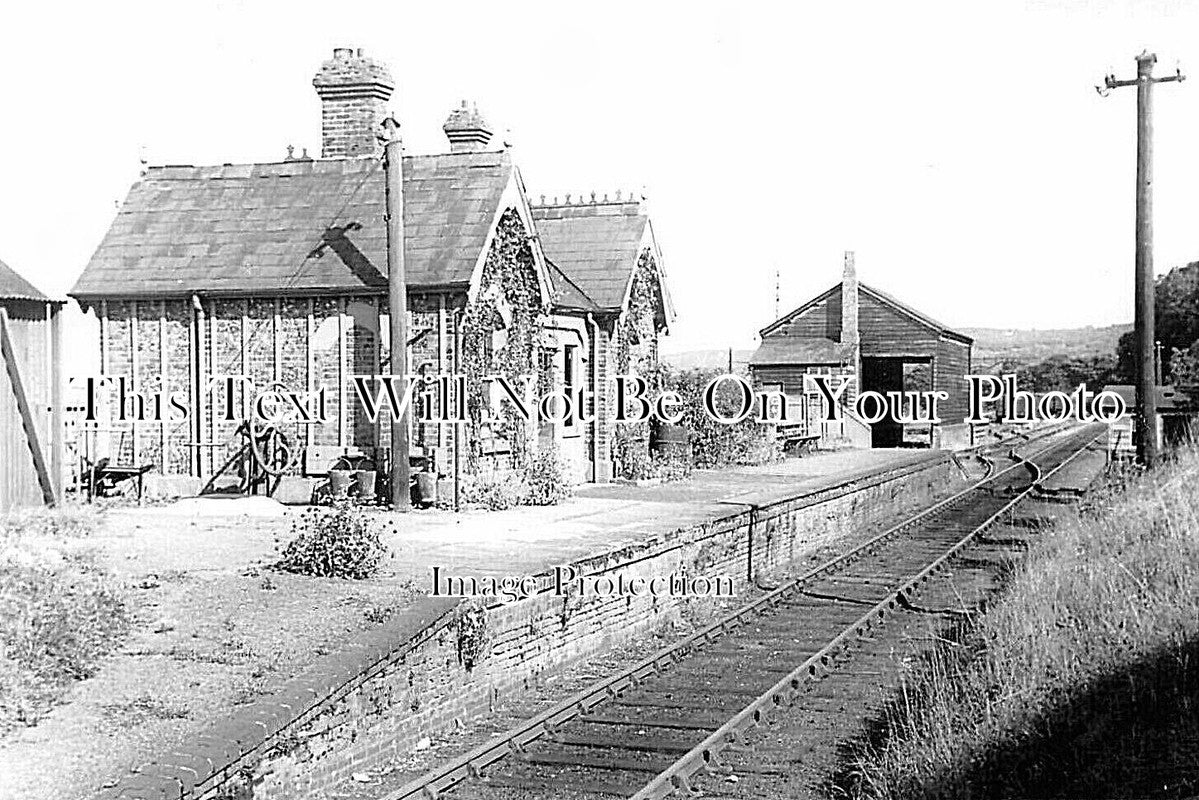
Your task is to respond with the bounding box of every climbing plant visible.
[613,250,663,478]
[459,209,545,473]
[619,249,662,375]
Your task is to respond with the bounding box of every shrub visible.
[522,447,573,506]
[459,473,527,511]
[650,365,781,469]
[0,542,129,730]
[273,500,387,579]
[614,430,655,480]
[650,448,693,482]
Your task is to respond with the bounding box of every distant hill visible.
[963,325,1131,368]
[663,326,1132,374]
[661,349,754,372]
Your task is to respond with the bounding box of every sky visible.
[3,0,1199,363]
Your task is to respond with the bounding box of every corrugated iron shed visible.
[0,257,51,302]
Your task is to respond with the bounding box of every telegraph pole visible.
[382,116,411,509]
[1099,51,1184,466]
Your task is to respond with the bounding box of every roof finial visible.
[615,189,622,201]
[590,190,596,203]
[565,193,572,204]
[285,144,295,161]
[539,194,545,204]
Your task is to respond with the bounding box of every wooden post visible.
[306,298,315,460]
[49,303,64,502]
[1101,52,1185,466]
[1134,52,1159,466]
[273,298,282,385]
[130,301,139,465]
[438,294,447,450]
[338,297,347,450]
[159,301,168,474]
[192,296,205,477]
[383,116,410,510]
[240,300,249,421]
[452,307,461,513]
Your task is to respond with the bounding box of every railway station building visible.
[750,252,974,449]
[69,48,673,496]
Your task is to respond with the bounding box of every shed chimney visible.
[841,251,859,348]
[312,48,395,158]
[442,101,493,153]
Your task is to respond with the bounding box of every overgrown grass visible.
[840,450,1199,799]
[0,508,130,732]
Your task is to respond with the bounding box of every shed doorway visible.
[860,357,933,448]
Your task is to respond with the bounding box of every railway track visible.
[381,424,1106,800]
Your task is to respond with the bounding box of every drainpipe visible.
[586,312,600,482]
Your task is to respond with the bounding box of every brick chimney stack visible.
[841,251,859,348]
[442,101,493,153]
[312,48,395,159]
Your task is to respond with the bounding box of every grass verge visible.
[0,508,130,732]
[837,449,1199,799]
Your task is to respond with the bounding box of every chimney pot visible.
[442,100,493,153]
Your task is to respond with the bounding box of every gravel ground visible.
[0,504,419,800]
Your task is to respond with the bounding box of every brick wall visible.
[312,48,394,160]
[94,454,963,800]
[318,96,388,159]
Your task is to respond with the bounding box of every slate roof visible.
[749,336,850,366]
[71,151,515,300]
[545,259,600,312]
[532,201,649,310]
[0,257,50,302]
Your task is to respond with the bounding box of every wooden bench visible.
[777,424,821,456]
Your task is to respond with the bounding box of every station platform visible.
[0,447,951,800]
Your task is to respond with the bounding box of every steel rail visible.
[627,424,1105,800]
[379,425,1089,800]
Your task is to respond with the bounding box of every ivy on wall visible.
[613,249,663,479]
[458,209,545,473]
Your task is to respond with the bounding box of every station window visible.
[563,343,579,434]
